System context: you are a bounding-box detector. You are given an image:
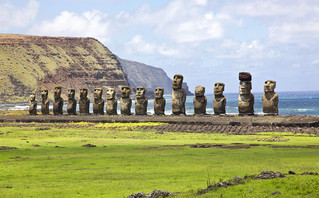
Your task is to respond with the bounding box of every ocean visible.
[1,91,319,116]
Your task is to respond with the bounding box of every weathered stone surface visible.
[67,89,76,115]
[41,90,49,115]
[172,74,186,115]
[53,86,63,115]
[255,170,285,180]
[154,87,166,115]
[213,82,226,115]
[106,87,117,115]
[120,86,132,115]
[93,88,104,115]
[79,88,90,115]
[135,86,148,115]
[263,80,278,115]
[238,72,254,115]
[29,93,37,115]
[193,86,207,114]
[127,189,171,198]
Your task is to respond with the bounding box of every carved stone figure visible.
[29,92,37,115]
[53,86,64,115]
[106,87,117,115]
[41,89,49,115]
[135,86,148,115]
[238,72,254,115]
[213,82,226,115]
[154,87,166,115]
[120,86,132,115]
[193,86,207,114]
[67,89,77,115]
[79,88,90,115]
[172,74,186,115]
[93,88,104,115]
[262,80,278,115]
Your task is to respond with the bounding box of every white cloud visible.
[29,10,111,42]
[0,0,39,31]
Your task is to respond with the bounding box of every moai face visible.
[80,88,88,99]
[239,81,252,95]
[172,74,183,90]
[155,87,164,99]
[106,88,116,100]
[264,80,276,93]
[41,90,48,100]
[68,89,75,100]
[136,86,146,99]
[94,88,103,99]
[214,83,225,96]
[54,86,62,99]
[195,86,205,97]
[121,86,131,98]
[30,93,36,101]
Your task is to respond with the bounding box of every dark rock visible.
[82,144,96,147]
[288,171,296,175]
[255,170,285,180]
[239,72,252,81]
[301,171,318,175]
[271,191,281,195]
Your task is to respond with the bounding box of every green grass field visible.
[0,122,318,197]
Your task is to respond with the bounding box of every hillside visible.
[0,34,129,103]
[117,57,194,96]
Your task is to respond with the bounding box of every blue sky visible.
[1,0,319,93]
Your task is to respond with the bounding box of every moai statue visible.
[193,86,207,115]
[213,82,226,115]
[106,87,117,115]
[41,90,49,115]
[135,86,148,115]
[93,88,104,115]
[154,87,166,115]
[263,80,278,115]
[79,88,90,115]
[67,89,77,115]
[29,92,37,115]
[238,72,254,115]
[120,86,132,115]
[171,74,186,115]
[53,86,64,115]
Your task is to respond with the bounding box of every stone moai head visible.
[94,88,103,99]
[121,86,131,98]
[30,92,36,101]
[155,87,164,99]
[264,80,276,93]
[172,74,183,90]
[239,72,252,95]
[214,82,225,96]
[136,86,146,99]
[68,89,75,100]
[41,90,48,100]
[54,86,62,99]
[106,88,116,100]
[80,88,88,99]
[195,86,205,97]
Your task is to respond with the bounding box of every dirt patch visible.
[9,156,30,160]
[0,146,17,150]
[189,143,252,149]
[82,144,96,147]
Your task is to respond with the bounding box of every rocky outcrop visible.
[117,57,194,96]
[0,34,129,103]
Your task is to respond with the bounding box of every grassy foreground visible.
[0,122,318,197]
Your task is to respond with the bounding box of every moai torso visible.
[93,88,104,115]
[262,80,278,115]
[135,86,148,115]
[154,87,165,115]
[106,88,117,115]
[120,86,132,115]
[67,89,77,115]
[193,86,207,115]
[53,86,64,115]
[41,90,49,115]
[29,93,37,115]
[213,82,226,115]
[79,88,90,115]
[238,72,254,115]
[172,74,186,115]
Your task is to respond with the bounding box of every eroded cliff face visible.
[0,34,129,103]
